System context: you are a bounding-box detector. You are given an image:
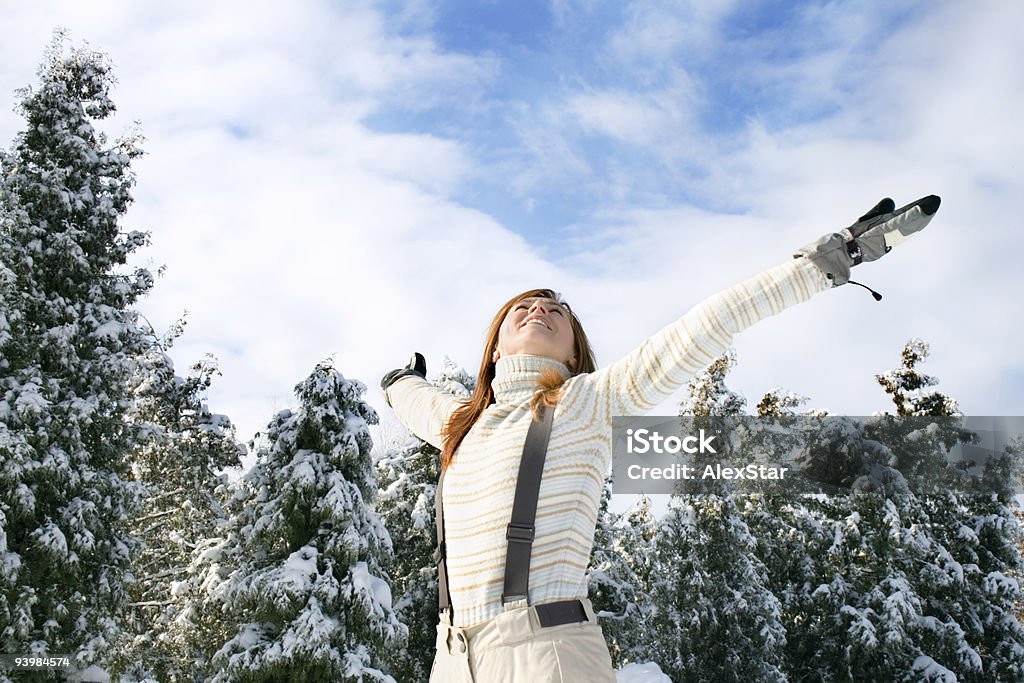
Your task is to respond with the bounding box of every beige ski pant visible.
[428,598,616,683]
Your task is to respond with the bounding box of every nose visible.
[528,301,550,315]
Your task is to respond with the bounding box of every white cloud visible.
[555,0,1024,416]
[468,1,1022,429]
[0,0,522,444]
[506,105,595,194]
[565,68,701,147]
[2,0,1021,457]
[608,0,739,65]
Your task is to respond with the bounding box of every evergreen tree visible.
[588,487,657,668]
[746,340,1024,681]
[648,352,787,682]
[191,361,403,682]
[114,339,246,681]
[375,357,474,682]
[875,338,960,418]
[0,35,152,675]
[873,340,1024,680]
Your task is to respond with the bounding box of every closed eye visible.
[514,299,567,314]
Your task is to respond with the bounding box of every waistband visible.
[438,598,598,656]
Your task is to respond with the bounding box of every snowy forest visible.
[3,39,1024,683]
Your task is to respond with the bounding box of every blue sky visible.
[367,0,940,239]
[1,0,1022,459]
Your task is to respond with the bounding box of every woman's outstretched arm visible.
[382,354,463,450]
[586,257,830,418]
[581,195,940,419]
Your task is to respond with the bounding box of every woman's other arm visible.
[382,353,463,450]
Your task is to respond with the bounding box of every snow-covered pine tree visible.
[741,388,839,681]
[191,361,403,682]
[876,338,959,418]
[374,435,438,683]
[588,486,657,668]
[113,341,246,681]
[375,357,474,682]
[0,35,153,674]
[747,340,1024,681]
[874,340,1024,680]
[648,352,786,682]
[750,355,966,681]
[1014,494,1024,638]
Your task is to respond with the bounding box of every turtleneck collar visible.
[492,355,571,405]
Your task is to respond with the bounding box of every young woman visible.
[382,196,940,682]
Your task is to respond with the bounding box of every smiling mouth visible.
[521,317,551,330]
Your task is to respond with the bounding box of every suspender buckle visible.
[506,523,535,543]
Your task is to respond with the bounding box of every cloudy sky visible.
[2,0,1021,460]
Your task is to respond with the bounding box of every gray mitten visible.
[796,195,941,286]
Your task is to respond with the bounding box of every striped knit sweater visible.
[385,257,831,627]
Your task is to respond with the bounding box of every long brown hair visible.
[440,288,597,470]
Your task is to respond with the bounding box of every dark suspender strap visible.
[435,465,452,615]
[436,403,557,618]
[502,404,556,605]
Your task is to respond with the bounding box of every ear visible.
[492,348,500,363]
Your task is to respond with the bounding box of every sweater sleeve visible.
[583,256,832,419]
[384,375,465,450]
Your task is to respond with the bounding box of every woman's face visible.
[493,296,576,368]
